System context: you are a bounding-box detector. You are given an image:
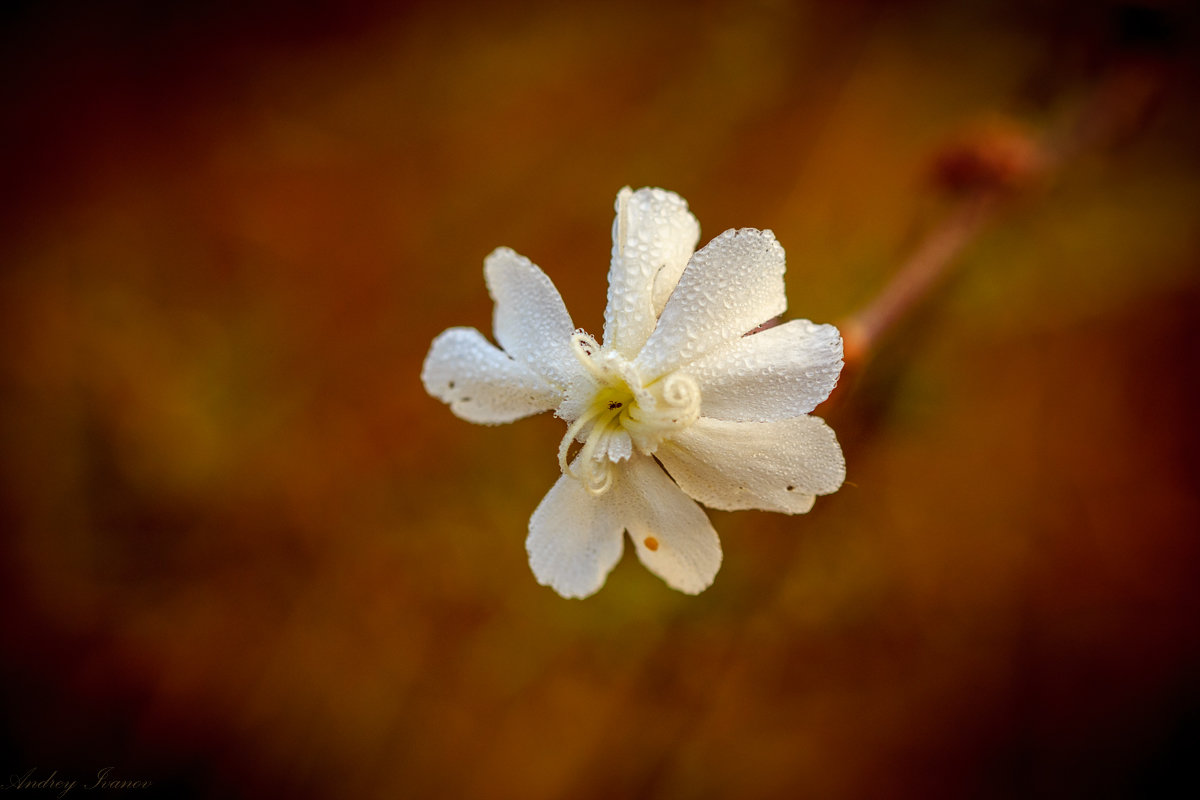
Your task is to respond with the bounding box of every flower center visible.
[558,332,701,496]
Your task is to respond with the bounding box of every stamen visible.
[661,374,701,411]
[558,405,601,478]
[569,331,607,380]
[576,418,607,468]
[558,341,701,496]
[643,536,659,551]
[623,372,701,454]
[583,461,614,496]
[557,396,626,496]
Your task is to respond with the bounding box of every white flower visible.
[422,187,846,598]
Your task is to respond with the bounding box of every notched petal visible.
[527,454,722,597]
[658,416,845,514]
[690,319,844,421]
[603,187,701,358]
[620,455,722,595]
[636,227,787,380]
[421,327,561,425]
[484,246,584,390]
[527,465,625,599]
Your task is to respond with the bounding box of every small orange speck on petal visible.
[644,536,659,551]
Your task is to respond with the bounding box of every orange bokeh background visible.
[2,1,1198,797]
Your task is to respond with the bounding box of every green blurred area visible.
[2,1,1198,797]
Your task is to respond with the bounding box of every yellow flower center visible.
[558,332,701,496]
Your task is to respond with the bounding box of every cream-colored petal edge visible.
[620,454,722,595]
[635,228,787,381]
[526,453,722,597]
[526,466,625,599]
[422,327,561,425]
[657,416,845,514]
[485,246,586,392]
[689,319,843,422]
[603,187,700,359]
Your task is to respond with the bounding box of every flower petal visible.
[603,187,701,358]
[635,228,787,381]
[422,327,560,424]
[601,429,633,463]
[657,416,845,514]
[526,454,721,597]
[485,247,585,391]
[689,320,844,421]
[620,454,722,595]
[527,468,625,599]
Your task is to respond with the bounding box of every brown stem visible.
[839,190,999,368]
[836,53,1167,373]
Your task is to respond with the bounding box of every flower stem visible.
[839,191,998,368]
[835,50,1167,375]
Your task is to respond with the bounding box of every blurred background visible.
[2,0,1198,797]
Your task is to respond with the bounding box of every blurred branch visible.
[837,51,1170,378]
[840,189,999,367]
